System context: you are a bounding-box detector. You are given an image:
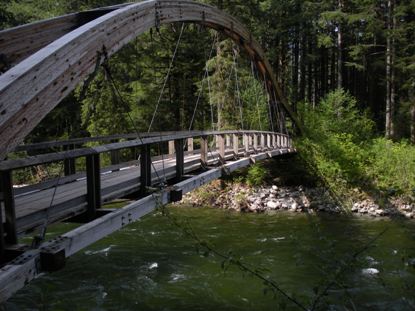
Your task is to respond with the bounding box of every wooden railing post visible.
[0,171,17,245]
[64,144,76,176]
[243,133,249,155]
[272,134,277,148]
[233,134,239,158]
[225,135,231,149]
[187,138,194,155]
[218,134,225,163]
[86,154,101,220]
[267,134,272,149]
[261,133,266,150]
[168,141,175,156]
[175,139,185,181]
[200,136,208,167]
[110,140,120,167]
[140,145,152,194]
[253,134,258,151]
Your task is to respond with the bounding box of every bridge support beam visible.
[140,145,152,195]
[86,154,101,219]
[110,140,120,169]
[175,139,185,181]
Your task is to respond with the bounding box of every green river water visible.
[4,206,415,310]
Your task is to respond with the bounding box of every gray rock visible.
[266,201,279,210]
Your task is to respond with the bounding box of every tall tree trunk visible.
[411,104,415,144]
[386,0,395,139]
[337,0,343,89]
[292,26,299,111]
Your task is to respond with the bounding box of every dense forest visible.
[1,0,414,198]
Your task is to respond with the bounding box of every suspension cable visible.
[188,32,217,131]
[232,47,244,129]
[148,23,185,133]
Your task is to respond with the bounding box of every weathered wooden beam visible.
[85,154,101,220]
[0,171,17,245]
[175,139,185,181]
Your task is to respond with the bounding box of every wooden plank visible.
[218,135,225,163]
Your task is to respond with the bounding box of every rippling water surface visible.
[5,206,415,310]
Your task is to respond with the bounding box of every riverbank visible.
[181,181,415,219]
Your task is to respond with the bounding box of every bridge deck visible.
[12,147,279,235]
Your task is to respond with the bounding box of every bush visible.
[296,89,415,200]
[246,163,267,186]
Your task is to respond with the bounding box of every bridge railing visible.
[0,130,292,252]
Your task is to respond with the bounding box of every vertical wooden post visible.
[0,171,17,245]
[261,133,266,150]
[0,199,4,260]
[218,135,225,163]
[168,141,175,156]
[140,145,152,195]
[233,134,239,158]
[110,140,120,167]
[187,138,194,155]
[64,144,76,176]
[277,135,281,148]
[283,136,287,148]
[243,133,249,155]
[267,134,272,149]
[272,135,277,148]
[225,135,231,149]
[200,136,208,167]
[253,134,258,151]
[215,135,220,151]
[175,139,185,181]
[86,154,101,220]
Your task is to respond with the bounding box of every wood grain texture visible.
[0,0,300,160]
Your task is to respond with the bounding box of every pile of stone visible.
[181,181,415,219]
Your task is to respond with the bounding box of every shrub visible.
[246,163,267,186]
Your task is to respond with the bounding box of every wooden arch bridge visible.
[0,0,299,301]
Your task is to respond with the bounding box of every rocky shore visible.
[181,181,415,219]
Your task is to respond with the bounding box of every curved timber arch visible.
[0,0,302,160]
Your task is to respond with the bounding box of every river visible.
[4,206,415,310]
